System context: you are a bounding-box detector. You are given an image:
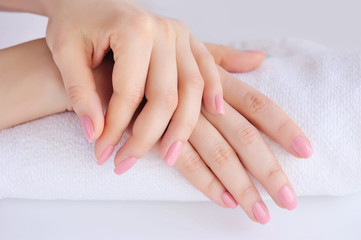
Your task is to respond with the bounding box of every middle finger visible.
[202,102,298,211]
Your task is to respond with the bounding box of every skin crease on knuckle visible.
[186,74,205,93]
[155,90,178,113]
[211,143,236,169]
[245,91,270,114]
[237,124,260,146]
[66,85,91,108]
[181,149,204,173]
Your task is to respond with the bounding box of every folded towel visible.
[0,38,360,201]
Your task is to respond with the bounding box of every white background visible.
[1,0,361,239]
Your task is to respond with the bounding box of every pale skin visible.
[0,39,313,224]
[0,0,259,169]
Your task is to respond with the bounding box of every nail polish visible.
[215,94,225,115]
[97,145,115,165]
[114,157,138,175]
[165,141,183,166]
[221,192,238,209]
[80,115,94,142]
[291,135,313,158]
[252,201,270,224]
[278,185,298,210]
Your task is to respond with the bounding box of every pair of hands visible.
[85,43,312,225]
[1,0,313,224]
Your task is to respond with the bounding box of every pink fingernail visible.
[252,201,270,225]
[221,191,238,209]
[165,141,183,166]
[80,115,94,142]
[114,157,138,175]
[97,145,115,165]
[278,185,298,210]
[244,50,266,54]
[215,94,225,115]
[291,135,313,158]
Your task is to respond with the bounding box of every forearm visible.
[0,39,70,130]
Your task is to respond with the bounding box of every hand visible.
[41,0,235,169]
[92,44,312,224]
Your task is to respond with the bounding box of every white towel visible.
[0,38,360,201]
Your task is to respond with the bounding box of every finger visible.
[94,35,152,165]
[190,34,224,115]
[159,141,234,209]
[219,67,313,158]
[202,102,298,211]
[51,37,104,142]
[205,43,266,73]
[189,114,270,224]
[158,30,204,166]
[113,31,178,174]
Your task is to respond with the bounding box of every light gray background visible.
[1,0,361,239]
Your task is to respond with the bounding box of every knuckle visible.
[245,91,269,113]
[266,167,285,182]
[212,144,235,168]
[186,74,205,93]
[157,90,178,112]
[236,125,260,146]
[124,87,144,109]
[129,13,154,38]
[155,17,175,37]
[238,184,256,201]
[182,150,203,173]
[66,85,88,107]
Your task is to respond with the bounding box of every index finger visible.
[219,67,313,159]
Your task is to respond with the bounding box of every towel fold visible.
[1,38,360,201]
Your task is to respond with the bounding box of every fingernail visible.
[114,157,138,175]
[165,141,183,166]
[252,201,270,224]
[215,94,225,115]
[221,191,238,209]
[80,115,94,142]
[97,145,115,165]
[278,185,298,210]
[244,50,266,54]
[291,135,313,158]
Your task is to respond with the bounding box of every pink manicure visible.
[80,115,94,142]
[291,135,313,158]
[244,50,266,54]
[165,141,183,166]
[97,145,115,165]
[252,201,270,224]
[114,157,138,175]
[221,192,238,209]
[278,185,298,210]
[215,94,225,115]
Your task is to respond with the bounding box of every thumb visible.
[204,43,266,73]
[51,39,104,142]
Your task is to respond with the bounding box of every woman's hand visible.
[40,0,237,168]
[164,66,313,224]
